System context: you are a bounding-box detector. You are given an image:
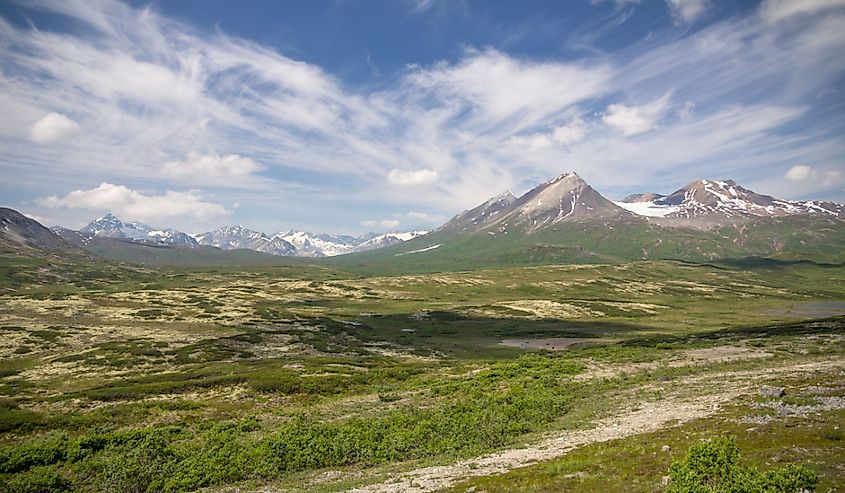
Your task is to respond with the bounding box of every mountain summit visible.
[440,172,632,234]
[615,179,843,226]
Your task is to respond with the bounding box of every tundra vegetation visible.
[0,252,843,492]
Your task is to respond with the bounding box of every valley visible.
[1,230,844,491]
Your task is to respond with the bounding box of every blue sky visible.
[1,0,843,234]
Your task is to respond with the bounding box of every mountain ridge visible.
[54,215,428,258]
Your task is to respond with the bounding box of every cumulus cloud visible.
[37,183,229,223]
[30,113,80,143]
[785,164,813,181]
[602,93,672,136]
[161,151,265,182]
[760,0,845,24]
[388,168,439,186]
[666,0,711,23]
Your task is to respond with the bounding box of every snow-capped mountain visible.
[278,231,359,257]
[80,214,199,247]
[439,172,632,234]
[615,179,843,222]
[190,227,428,257]
[352,231,428,253]
[192,226,296,256]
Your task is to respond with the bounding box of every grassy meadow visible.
[1,252,844,492]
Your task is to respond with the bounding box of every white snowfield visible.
[612,201,679,217]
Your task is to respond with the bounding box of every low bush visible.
[668,436,817,492]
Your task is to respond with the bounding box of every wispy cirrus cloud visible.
[665,0,711,24]
[1,0,844,233]
[760,0,845,24]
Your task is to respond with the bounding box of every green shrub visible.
[667,436,817,492]
[1,465,69,493]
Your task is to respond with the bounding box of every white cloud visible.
[785,164,813,181]
[823,170,842,186]
[602,93,671,136]
[161,151,265,182]
[678,101,696,120]
[388,168,439,186]
[407,49,611,135]
[760,0,845,24]
[360,219,401,230]
[507,119,587,151]
[666,0,711,23]
[37,183,230,224]
[406,211,446,222]
[30,113,80,143]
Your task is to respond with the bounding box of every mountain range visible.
[336,172,845,272]
[5,172,843,270]
[50,214,427,258]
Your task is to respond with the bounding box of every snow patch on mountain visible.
[613,201,679,217]
[396,243,442,256]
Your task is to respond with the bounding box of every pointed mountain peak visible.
[485,191,517,206]
[91,212,123,225]
[541,171,585,187]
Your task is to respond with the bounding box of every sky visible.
[0,0,844,235]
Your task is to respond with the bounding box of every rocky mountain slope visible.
[1,208,77,253]
[435,172,640,238]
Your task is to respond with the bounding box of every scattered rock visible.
[661,475,671,486]
[661,445,671,453]
[760,386,785,397]
[742,415,775,425]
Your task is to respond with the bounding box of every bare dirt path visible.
[345,358,844,493]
